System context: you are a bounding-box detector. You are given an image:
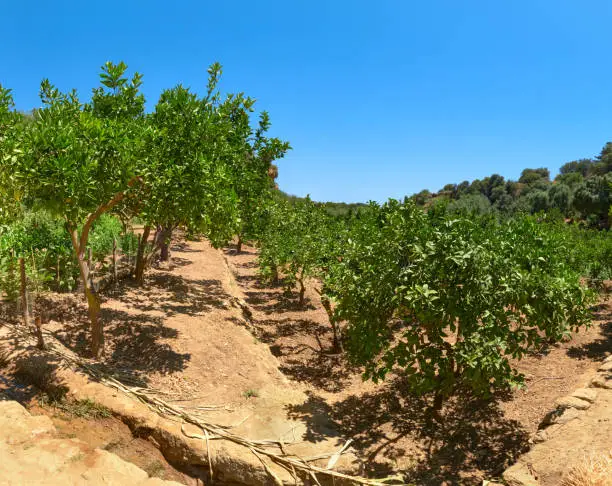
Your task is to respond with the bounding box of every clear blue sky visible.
[2,1,611,202]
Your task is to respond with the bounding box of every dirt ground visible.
[226,243,611,485]
[1,237,609,485]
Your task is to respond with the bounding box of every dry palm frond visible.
[561,451,612,486]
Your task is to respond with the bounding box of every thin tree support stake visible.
[18,257,30,328]
[112,238,118,285]
[137,233,142,271]
[34,316,46,350]
[56,254,61,287]
[87,247,93,280]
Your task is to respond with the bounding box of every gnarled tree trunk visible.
[69,227,103,359]
[63,181,137,359]
[320,293,343,353]
[157,225,173,262]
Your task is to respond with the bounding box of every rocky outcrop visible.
[502,355,612,486]
[0,396,182,485]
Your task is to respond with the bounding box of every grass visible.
[561,451,612,486]
[68,453,85,463]
[243,389,259,399]
[143,460,166,478]
[40,396,112,419]
[103,439,124,452]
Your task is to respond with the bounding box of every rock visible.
[540,406,581,428]
[532,430,549,443]
[571,388,598,403]
[0,399,183,485]
[503,463,540,486]
[603,354,612,363]
[0,401,55,445]
[598,361,612,372]
[590,375,612,390]
[555,396,591,410]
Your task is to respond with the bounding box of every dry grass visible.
[561,451,612,486]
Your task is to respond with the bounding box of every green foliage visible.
[323,201,594,401]
[542,218,612,289]
[572,174,611,227]
[88,214,123,260]
[519,167,550,185]
[137,63,287,250]
[0,85,23,223]
[407,141,611,226]
[446,193,492,216]
[0,210,75,292]
[258,197,337,296]
[548,184,573,213]
[7,73,143,225]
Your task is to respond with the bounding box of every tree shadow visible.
[0,343,69,404]
[243,289,316,314]
[47,303,190,383]
[566,315,612,360]
[114,274,230,318]
[279,352,357,393]
[166,256,193,268]
[223,247,258,257]
[287,378,529,484]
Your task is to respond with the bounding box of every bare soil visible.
[1,237,609,485]
[225,243,612,485]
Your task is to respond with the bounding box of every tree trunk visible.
[236,235,243,254]
[134,225,151,285]
[61,185,137,359]
[158,226,173,262]
[298,278,306,306]
[69,228,104,359]
[19,258,31,328]
[321,294,343,353]
[34,316,46,350]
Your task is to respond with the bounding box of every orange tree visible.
[133,64,289,282]
[327,200,595,412]
[1,62,145,357]
[258,196,348,352]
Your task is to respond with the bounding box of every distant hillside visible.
[409,142,611,228]
[277,191,368,218]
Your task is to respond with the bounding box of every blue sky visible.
[1,1,611,202]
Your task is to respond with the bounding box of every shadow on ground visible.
[567,304,612,360]
[287,377,529,484]
[117,273,230,317]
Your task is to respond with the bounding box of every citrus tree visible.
[1,62,145,357]
[228,110,291,253]
[0,85,23,224]
[133,67,240,281]
[330,200,594,412]
[258,197,348,351]
[133,64,287,282]
[258,197,330,304]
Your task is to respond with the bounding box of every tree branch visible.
[78,176,142,252]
